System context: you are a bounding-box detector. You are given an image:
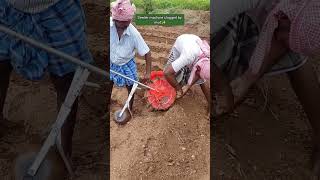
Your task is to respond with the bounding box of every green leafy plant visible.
[142,0,154,14]
[127,0,210,11]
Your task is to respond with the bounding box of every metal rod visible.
[0,25,156,91]
[110,70,156,90]
[119,82,138,117]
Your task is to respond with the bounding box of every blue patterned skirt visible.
[0,0,93,80]
[110,59,139,87]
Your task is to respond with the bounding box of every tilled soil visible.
[213,57,320,180]
[110,10,210,180]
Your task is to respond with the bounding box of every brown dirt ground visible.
[110,10,210,180]
[0,1,108,179]
[213,57,320,180]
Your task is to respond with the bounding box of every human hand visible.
[176,86,183,99]
[141,73,151,84]
[182,85,191,96]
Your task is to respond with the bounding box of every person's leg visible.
[50,72,78,159]
[287,62,320,175]
[0,61,12,121]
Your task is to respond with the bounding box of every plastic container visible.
[146,71,176,110]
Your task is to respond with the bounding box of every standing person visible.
[212,0,320,176]
[110,0,152,124]
[0,0,92,165]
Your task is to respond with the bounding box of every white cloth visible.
[110,18,150,65]
[170,34,202,72]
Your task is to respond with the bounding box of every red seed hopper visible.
[146,71,176,110]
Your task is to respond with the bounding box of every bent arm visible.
[144,51,152,78]
[164,64,182,91]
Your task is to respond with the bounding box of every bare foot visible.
[176,88,184,99]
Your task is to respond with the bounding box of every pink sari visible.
[188,40,210,85]
[249,0,320,74]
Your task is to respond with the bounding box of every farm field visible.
[110,8,211,180]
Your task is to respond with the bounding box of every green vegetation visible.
[110,0,210,11]
[141,0,154,14]
[134,0,209,11]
